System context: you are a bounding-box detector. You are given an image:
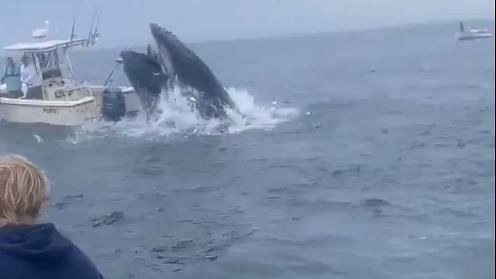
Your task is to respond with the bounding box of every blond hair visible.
[0,154,49,225]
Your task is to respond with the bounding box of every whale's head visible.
[120,50,168,119]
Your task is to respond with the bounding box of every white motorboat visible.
[456,22,493,41]
[0,19,140,126]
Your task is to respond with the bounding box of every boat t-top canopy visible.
[2,39,92,83]
[3,39,88,52]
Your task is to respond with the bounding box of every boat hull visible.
[0,86,142,127]
[0,97,99,126]
[456,32,493,41]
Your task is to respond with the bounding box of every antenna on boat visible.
[86,11,100,46]
[91,13,100,45]
[103,58,123,86]
[70,17,77,41]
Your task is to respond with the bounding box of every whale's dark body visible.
[120,23,238,120]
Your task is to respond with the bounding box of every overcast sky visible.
[0,0,494,47]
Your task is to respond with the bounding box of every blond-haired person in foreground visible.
[0,154,103,279]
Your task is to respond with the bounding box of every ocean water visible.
[1,21,495,279]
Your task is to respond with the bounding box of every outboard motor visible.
[101,88,126,121]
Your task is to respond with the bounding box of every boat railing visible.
[85,86,98,109]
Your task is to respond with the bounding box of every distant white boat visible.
[455,22,492,41]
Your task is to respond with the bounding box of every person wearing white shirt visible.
[20,55,43,99]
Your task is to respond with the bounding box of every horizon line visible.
[1,17,494,55]
[78,17,496,51]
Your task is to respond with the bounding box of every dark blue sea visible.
[1,21,495,279]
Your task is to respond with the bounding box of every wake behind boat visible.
[455,21,493,41]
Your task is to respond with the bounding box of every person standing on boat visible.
[0,57,23,98]
[20,55,43,99]
[0,154,104,279]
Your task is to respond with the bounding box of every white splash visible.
[67,87,299,143]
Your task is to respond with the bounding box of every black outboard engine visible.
[101,88,126,121]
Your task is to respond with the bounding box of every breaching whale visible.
[120,23,239,120]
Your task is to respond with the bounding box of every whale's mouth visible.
[149,24,176,78]
[154,43,175,77]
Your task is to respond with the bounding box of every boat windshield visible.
[23,48,71,81]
